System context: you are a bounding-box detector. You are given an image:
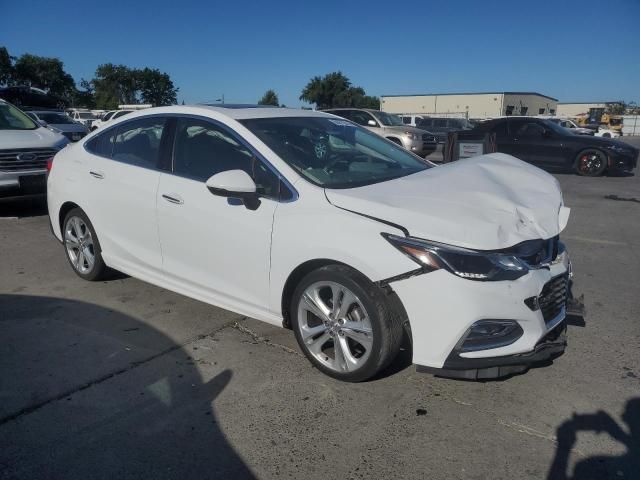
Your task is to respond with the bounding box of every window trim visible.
[83,113,298,203]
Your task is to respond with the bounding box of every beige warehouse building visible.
[380,92,558,119]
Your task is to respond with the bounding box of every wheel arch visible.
[58,201,82,232]
[386,136,403,145]
[279,258,411,338]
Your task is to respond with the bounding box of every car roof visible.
[323,108,379,113]
[107,104,335,121]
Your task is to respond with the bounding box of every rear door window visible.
[112,118,166,168]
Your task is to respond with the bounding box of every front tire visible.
[63,208,108,281]
[290,265,404,382]
[574,149,608,176]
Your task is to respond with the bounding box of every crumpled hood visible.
[325,153,570,250]
[0,127,67,149]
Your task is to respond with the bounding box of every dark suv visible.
[470,117,638,176]
[415,117,474,144]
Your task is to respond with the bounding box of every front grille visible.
[538,275,568,323]
[422,134,437,143]
[0,148,56,172]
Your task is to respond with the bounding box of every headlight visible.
[383,234,529,281]
[404,131,420,140]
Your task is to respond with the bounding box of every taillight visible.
[46,157,54,174]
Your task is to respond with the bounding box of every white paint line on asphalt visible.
[563,236,629,246]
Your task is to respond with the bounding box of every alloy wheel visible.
[296,281,373,373]
[64,216,95,274]
[578,150,605,176]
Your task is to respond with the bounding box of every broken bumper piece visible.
[416,322,567,380]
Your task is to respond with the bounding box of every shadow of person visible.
[0,294,255,479]
[547,398,640,480]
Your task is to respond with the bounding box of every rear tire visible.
[574,149,608,177]
[62,208,108,281]
[290,265,404,382]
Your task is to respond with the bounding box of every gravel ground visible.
[1,138,639,479]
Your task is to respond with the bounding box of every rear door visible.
[83,117,167,273]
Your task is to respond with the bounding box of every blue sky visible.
[2,0,639,107]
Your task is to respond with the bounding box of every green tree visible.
[92,64,138,109]
[0,46,14,86]
[12,53,75,99]
[72,78,96,109]
[92,64,177,109]
[300,71,379,109]
[137,67,178,106]
[258,89,279,106]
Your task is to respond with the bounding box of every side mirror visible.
[367,119,377,127]
[205,170,260,210]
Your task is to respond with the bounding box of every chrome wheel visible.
[296,281,373,373]
[64,216,95,274]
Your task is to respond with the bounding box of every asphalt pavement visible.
[1,139,639,479]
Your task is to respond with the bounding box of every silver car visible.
[27,111,89,142]
[324,108,437,157]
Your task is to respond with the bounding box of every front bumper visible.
[389,254,570,379]
[608,150,638,172]
[405,139,437,157]
[417,321,567,379]
[0,170,47,198]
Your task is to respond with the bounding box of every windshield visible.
[373,111,404,126]
[542,119,571,135]
[78,112,95,119]
[0,102,39,130]
[36,112,75,124]
[240,116,431,189]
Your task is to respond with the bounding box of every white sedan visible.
[47,105,571,381]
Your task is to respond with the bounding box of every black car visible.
[470,117,638,176]
[0,86,68,110]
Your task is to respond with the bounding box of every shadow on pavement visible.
[0,294,255,479]
[0,195,48,218]
[547,397,640,479]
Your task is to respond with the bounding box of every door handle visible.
[89,171,104,179]
[162,193,184,205]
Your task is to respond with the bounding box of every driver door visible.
[507,119,565,169]
[156,117,282,314]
